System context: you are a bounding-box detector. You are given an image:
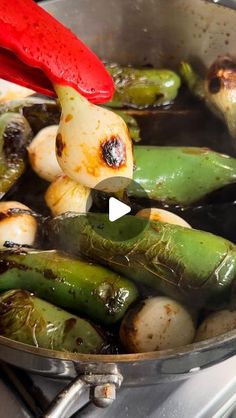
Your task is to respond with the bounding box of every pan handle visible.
[42,372,123,418]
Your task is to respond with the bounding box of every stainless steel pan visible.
[1,0,236,416]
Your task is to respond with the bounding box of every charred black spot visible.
[64,318,76,336]
[155,93,164,102]
[208,77,222,94]
[43,269,57,280]
[76,337,83,346]
[0,259,11,274]
[3,120,32,159]
[101,136,126,168]
[56,133,65,157]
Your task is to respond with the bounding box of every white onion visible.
[27,125,63,182]
[45,175,92,216]
[54,85,133,192]
[136,208,191,228]
[0,201,37,247]
[120,296,195,353]
[195,310,236,342]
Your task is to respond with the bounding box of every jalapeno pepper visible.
[0,249,138,325]
[0,289,108,353]
[46,213,236,311]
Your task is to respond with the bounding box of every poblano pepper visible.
[46,213,236,311]
[0,112,33,198]
[0,289,107,353]
[132,146,236,206]
[106,63,181,108]
[0,249,138,325]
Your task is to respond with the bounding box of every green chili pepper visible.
[0,249,138,325]
[112,110,141,142]
[46,213,236,311]
[132,146,236,206]
[0,112,33,198]
[106,64,181,108]
[0,289,107,353]
[180,57,236,139]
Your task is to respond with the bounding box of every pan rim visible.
[0,327,236,364]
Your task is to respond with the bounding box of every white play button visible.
[109,197,131,222]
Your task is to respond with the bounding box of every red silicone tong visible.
[0,0,114,104]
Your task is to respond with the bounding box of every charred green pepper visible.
[0,289,107,353]
[0,249,138,325]
[0,112,33,198]
[47,213,236,310]
[132,146,236,206]
[180,57,236,139]
[106,63,181,108]
[112,110,141,142]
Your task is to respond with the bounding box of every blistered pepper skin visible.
[46,213,236,311]
[0,0,114,102]
[0,249,138,325]
[0,112,32,198]
[106,64,181,108]
[132,146,236,206]
[0,290,107,353]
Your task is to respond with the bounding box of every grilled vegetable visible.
[0,112,32,158]
[136,208,191,228]
[0,249,138,325]
[112,110,141,142]
[0,290,107,353]
[0,98,140,141]
[28,125,63,182]
[180,57,236,139]
[0,112,33,198]
[0,97,61,134]
[106,64,181,108]
[45,175,92,216]
[55,84,133,192]
[120,297,195,353]
[132,146,236,206]
[195,309,236,342]
[46,213,236,310]
[0,201,37,247]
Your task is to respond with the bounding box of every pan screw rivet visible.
[92,383,116,408]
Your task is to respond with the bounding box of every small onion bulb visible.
[120,296,195,353]
[0,79,34,103]
[0,201,37,247]
[27,125,63,182]
[136,208,191,228]
[54,84,133,192]
[195,310,236,342]
[45,175,92,216]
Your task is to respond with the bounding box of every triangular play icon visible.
[109,197,131,222]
